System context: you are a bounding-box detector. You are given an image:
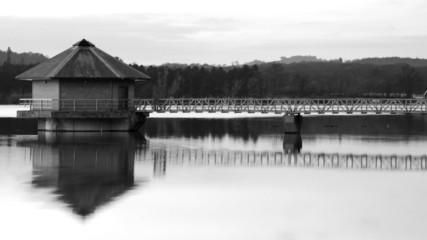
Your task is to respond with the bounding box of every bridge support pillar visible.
[283,114,302,133]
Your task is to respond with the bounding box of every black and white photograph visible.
[1,0,427,239]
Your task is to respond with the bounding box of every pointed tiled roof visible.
[16,39,150,81]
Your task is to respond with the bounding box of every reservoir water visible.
[1,114,427,240]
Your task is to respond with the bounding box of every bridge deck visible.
[21,98,427,114]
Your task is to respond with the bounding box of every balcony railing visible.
[20,99,132,111]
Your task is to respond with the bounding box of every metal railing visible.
[20,99,131,111]
[20,98,427,114]
[134,98,427,114]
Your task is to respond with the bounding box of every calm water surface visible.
[1,115,427,240]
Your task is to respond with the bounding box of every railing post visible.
[73,100,76,111]
[95,99,98,111]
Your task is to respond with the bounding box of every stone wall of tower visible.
[33,80,60,99]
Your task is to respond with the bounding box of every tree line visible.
[0,59,426,104]
[0,62,32,103]
[0,47,47,65]
[133,61,427,99]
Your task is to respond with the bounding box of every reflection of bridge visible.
[21,98,427,114]
[142,147,427,175]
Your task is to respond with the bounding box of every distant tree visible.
[154,67,168,98]
[247,76,261,97]
[399,64,421,97]
[168,73,182,97]
[4,47,12,67]
[114,56,124,62]
[292,73,310,97]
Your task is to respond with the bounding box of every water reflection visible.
[10,116,427,216]
[146,146,427,172]
[283,133,302,153]
[20,132,144,217]
[139,116,427,173]
[144,115,427,138]
[3,116,427,239]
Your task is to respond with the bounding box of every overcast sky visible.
[1,0,426,65]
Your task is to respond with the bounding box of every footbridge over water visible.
[15,39,427,132]
[20,98,427,132]
[21,98,427,114]
[133,98,427,115]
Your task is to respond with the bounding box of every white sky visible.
[1,0,426,65]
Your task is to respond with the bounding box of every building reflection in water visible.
[283,133,302,154]
[24,132,144,217]
[21,117,426,216]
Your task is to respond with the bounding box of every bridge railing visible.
[133,98,427,114]
[20,98,427,114]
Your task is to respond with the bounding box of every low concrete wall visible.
[18,110,134,119]
[37,113,148,132]
[38,119,128,131]
[18,111,53,118]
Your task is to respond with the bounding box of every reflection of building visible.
[22,132,143,217]
[283,133,302,153]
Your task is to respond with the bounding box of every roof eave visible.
[16,76,150,81]
[135,77,151,82]
[15,76,52,81]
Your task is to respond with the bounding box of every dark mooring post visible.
[283,114,302,133]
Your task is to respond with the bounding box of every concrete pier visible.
[18,110,148,132]
[283,114,302,133]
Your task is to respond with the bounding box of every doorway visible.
[118,86,129,109]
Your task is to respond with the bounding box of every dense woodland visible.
[132,61,427,99]
[1,47,427,103]
[0,47,47,65]
[0,63,33,103]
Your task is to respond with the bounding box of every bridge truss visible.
[21,98,427,114]
[135,98,427,114]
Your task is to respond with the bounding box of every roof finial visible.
[73,39,95,47]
